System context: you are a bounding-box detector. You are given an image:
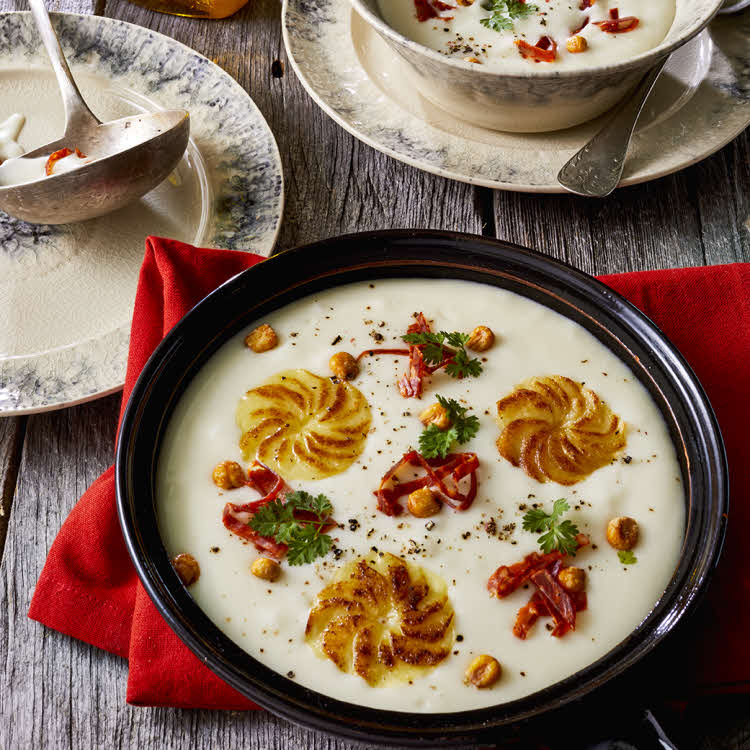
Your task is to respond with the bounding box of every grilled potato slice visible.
[237,369,371,481]
[306,554,454,686]
[496,375,626,485]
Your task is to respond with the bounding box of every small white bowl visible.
[349,0,724,132]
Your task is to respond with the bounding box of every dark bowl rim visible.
[116,229,728,746]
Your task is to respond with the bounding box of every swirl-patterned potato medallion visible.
[237,369,371,481]
[305,554,455,686]
[496,375,626,485]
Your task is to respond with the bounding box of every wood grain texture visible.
[0,0,748,746]
[0,417,26,561]
[105,0,486,250]
[493,130,750,275]
[0,395,121,750]
[694,130,750,266]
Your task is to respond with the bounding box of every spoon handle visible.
[27,0,100,138]
[557,57,668,197]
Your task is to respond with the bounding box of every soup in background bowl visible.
[349,0,722,131]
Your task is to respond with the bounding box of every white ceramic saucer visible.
[282,0,749,191]
[0,12,283,415]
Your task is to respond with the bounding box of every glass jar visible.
[126,0,249,19]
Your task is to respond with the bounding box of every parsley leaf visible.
[249,501,295,539]
[287,525,332,565]
[520,507,552,534]
[445,349,483,379]
[249,491,334,566]
[441,331,470,349]
[436,395,480,443]
[403,332,441,346]
[401,330,483,379]
[419,423,459,459]
[480,0,538,32]
[285,490,333,518]
[538,520,580,556]
[506,0,538,17]
[522,497,570,532]
[423,342,449,366]
[480,12,513,30]
[618,549,637,565]
[403,331,446,365]
[522,499,580,555]
[419,396,480,459]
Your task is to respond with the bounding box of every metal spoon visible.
[0,0,190,224]
[557,58,668,197]
[557,0,748,198]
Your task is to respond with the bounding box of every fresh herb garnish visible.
[445,348,483,378]
[617,549,637,565]
[419,395,480,459]
[249,491,334,565]
[480,11,513,30]
[522,498,580,555]
[480,0,538,32]
[401,330,483,379]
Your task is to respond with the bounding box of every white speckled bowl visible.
[349,0,724,131]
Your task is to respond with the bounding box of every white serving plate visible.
[0,12,284,415]
[282,0,749,191]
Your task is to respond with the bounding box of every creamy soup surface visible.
[0,113,94,186]
[157,278,685,712]
[376,0,675,71]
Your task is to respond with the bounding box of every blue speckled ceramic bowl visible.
[0,11,283,415]
[349,0,724,131]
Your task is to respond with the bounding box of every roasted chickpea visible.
[212,460,246,490]
[466,325,495,352]
[566,35,588,53]
[419,402,451,430]
[407,487,441,518]
[245,323,278,352]
[172,553,200,586]
[606,516,639,550]
[558,566,586,593]
[329,351,359,380]
[251,556,281,581]
[464,655,501,688]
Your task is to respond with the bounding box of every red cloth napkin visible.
[28,237,750,709]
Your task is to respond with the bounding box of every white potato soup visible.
[0,113,93,186]
[157,278,685,713]
[376,0,675,69]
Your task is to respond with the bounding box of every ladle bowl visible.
[0,0,190,225]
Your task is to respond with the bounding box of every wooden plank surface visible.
[0,0,748,745]
[0,417,25,561]
[104,0,486,249]
[493,129,750,275]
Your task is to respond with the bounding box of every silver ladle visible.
[0,0,190,225]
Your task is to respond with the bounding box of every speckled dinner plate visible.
[282,0,749,191]
[0,12,283,416]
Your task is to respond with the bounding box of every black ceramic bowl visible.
[116,230,728,746]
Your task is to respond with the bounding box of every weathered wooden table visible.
[0,0,748,746]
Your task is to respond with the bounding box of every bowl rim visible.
[116,229,728,745]
[346,0,724,79]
